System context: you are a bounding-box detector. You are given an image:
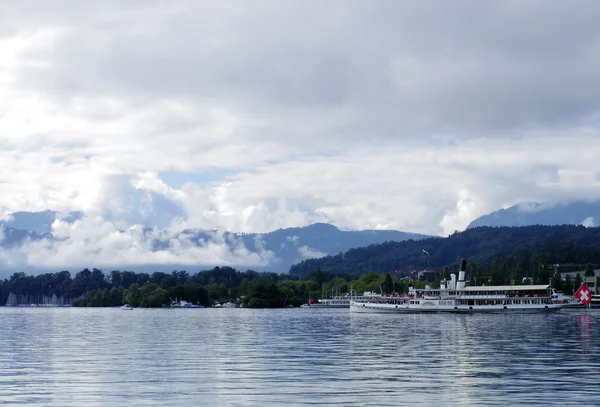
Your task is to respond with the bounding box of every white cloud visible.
[1,1,600,268]
[297,246,327,260]
[439,191,482,236]
[93,173,186,229]
[581,217,596,228]
[286,236,299,244]
[517,202,550,213]
[0,216,276,270]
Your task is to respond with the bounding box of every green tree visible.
[183,284,210,307]
[538,259,549,285]
[150,272,169,285]
[121,271,138,288]
[314,267,325,285]
[161,275,177,288]
[563,274,574,295]
[514,264,523,285]
[500,262,508,285]
[246,279,285,308]
[491,258,503,285]
[442,266,450,280]
[71,269,91,297]
[172,270,190,285]
[146,288,169,307]
[89,268,107,291]
[584,263,595,277]
[551,271,563,292]
[574,273,583,290]
[109,286,125,306]
[383,273,394,293]
[136,273,150,285]
[55,270,73,298]
[125,283,142,307]
[110,270,123,287]
[475,264,482,286]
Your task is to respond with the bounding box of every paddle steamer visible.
[350,260,572,313]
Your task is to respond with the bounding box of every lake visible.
[0,307,598,406]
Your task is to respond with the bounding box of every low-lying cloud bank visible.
[0,216,277,272]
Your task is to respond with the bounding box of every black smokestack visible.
[460,259,467,272]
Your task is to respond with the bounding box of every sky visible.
[1,1,600,270]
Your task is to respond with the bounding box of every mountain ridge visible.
[467,201,600,228]
[288,224,600,278]
[0,211,431,275]
[0,210,83,234]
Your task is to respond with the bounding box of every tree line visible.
[0,266,427,308]
[1,260,589,308]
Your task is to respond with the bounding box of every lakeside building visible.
[559,269,600,295]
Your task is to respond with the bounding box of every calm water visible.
[0,308,599,406]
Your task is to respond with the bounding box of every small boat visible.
[221,301,237,308]
[170,298,204,308]
[121,304,133,310]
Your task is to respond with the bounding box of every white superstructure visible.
[301,291,383,308]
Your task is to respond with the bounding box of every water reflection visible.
[0,308,598,406]
[577,313,594,362]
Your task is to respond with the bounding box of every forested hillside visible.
[289,225,600,278]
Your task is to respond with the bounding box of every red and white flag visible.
[574,282,593,306]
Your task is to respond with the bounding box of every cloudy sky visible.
[1,0,600,269]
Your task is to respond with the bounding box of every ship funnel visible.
[457,259,467,290]
[450,274,457,290]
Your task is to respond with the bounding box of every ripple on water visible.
[0,308,599,406]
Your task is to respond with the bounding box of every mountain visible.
[0,210,83,234]
[467,201,600,229]
[0,227,50,249]
[148,222,430,272]
[0,211,430,274]
[288,224,600,278]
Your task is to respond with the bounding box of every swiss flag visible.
[574,282,593,306]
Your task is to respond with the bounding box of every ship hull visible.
[350,301,570,314]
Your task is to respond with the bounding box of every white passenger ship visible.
[350,260,572,314]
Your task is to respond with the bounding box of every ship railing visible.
[456,294,550,300]
[456,294,508,299]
